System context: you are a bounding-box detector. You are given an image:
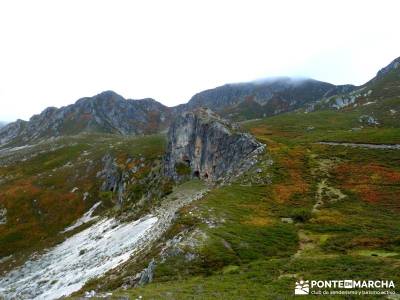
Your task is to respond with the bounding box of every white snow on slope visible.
[0,216,157,300]
[62,201,101,233]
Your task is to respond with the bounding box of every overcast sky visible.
[0,0,399,122]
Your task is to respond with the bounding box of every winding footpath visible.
[318,142,400,150]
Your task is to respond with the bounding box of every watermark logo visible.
[295,280,310,295]
[294,279,396,296]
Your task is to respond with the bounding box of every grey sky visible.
[0,0,399,122]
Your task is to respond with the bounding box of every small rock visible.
[83,192,89,201]
[281,217,294,224]
[138,259,156,286]
[84,290,96,298]
[359,115,379,125]
[0,207,7,225]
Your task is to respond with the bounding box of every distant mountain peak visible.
[2,55,400,146]
[0,91,172,147]
[184,77,335,120]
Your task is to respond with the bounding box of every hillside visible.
[183,57,400,121]
[0,103,398,298]
[71,107,399,299]
[0,57,399,299]
[2,79,337,146]
[313,56,400,113]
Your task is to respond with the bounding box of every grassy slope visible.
[0,134,165,272]
[105,105,400,299]
[1,100,398,298]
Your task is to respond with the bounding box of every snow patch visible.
[0,215,157,300]
[62,202,101,233]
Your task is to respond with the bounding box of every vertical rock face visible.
[97,154,121,193]
[164,108,265,182]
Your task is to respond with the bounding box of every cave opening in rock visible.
[182,155,191,166]
[193,171,200,178]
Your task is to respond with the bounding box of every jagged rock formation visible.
[370,56,400,83]
[362,56,400,100]
[0,91,172,146]
[97,154,121,193]
[164,108,265,182]
[322,84,356,99]
[0,120,26,145]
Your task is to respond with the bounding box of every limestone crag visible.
[164,108,265,182]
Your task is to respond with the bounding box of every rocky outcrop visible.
[359,115,379,126]
[138,259,156,286]
[0,206,7,225]
[96,153,163,207]
[97,154,121,193]
[164,108,265,182]
[374,56,400,82]
[322,84,356,99]
[0,120,27,145]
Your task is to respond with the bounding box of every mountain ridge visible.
[0,91,172,146]
[313,56,400,111]
[1,56,399,146]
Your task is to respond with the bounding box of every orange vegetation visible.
[272,148,309,203]
[334,163,400,208]
[0,177,86,256]
[243,216,272,227]
[349,236,387,248]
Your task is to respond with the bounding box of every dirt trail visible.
[318,142,400,150]
[294,154,346,258]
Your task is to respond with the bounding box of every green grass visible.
[4,104,400,298]
[109,256,400,299]
[0,133,166,271]
[243,106,400,144]
[99,107,400,299]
